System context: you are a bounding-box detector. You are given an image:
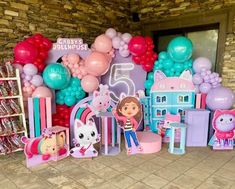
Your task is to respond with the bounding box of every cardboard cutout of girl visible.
[112,95,143,155]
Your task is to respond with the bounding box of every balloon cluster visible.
[14,34,52,72]
[105,28,132,57]
[62,53,87,79]
[144,72,154,96]
[52,105,73,127]
[154,52,193,77]
[55,77,85,106]
[192,57,222,94]
[13,63,43,98]
[129,36,157,72]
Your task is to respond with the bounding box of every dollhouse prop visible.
[185,109,210,146]
[28,97,52,138]
[22,126,69,167]
[141,70,195,133]
[168,122,188,155]
[0,66,27,155]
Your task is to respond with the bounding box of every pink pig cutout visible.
[151,70,195,91]
[84,84,111,115]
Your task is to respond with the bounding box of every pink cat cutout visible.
[151,70,195,91]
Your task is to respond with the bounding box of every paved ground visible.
[0,144,234,189]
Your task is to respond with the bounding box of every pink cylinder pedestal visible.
[137,132,162,154]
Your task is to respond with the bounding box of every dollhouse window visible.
[156,109,161,116]
[178,95,189,103]
[162,109,166,115]
[156,95,167,103]
[178,109,185,116]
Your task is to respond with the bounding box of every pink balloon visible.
[67,53,80,65]
[119,49,130,57]
[85,52,110,76]
[94,34,112,53]
[32,86,53,98]
[14,41,38,64]
[13,64,23,74]
[105,28,117,39]
[81,75,99,93]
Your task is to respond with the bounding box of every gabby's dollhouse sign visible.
[46,38,91,63]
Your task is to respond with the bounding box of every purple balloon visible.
[199,83,212,94]
[23,63,38,76]
[121,33,132,43]
[193,57,212,73]
[105,28,117,39]
[192,73,203,85]
[112,36,121,49]
[119,49,130,57]
[31,74,43,87]
[195,85,200,94]
[25,75,32,81]
[206,86,235,110]
[13,64,23,74]
[21,73,26,79]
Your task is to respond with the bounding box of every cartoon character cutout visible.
[112,94,143,155]
[22,131,67,161]
[212,109,235,149]
[70,119,100,158]
[85,84,111,115]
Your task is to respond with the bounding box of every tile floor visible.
[0,145,234,189]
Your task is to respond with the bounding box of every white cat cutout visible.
[70,119,100,158]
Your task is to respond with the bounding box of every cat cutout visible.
[212,109,235,150]
[85,84,111,115]
[70,119,100,158]
[151,70,195,91]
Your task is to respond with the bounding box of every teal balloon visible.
[144,79,153,90]
[70,77,81,86]
[43,63,71,90]
[147,72,154,80]
[167,37,193,62]
[158,51,168,60]
[146,89,150,96]
[174,63,184,72]
[175,72,181,77]
[56,98,64,105]
[65,96,76,106]
[185,58,193,67]
[164,70,171,77]
[163,59,174,69]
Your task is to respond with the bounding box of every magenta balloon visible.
[206,86,235,110]
[14,41,38,64]
[85,52,110,76]
[105,28,117,39]
[94,34,112,53]
[128,36,147,56]
[81,75,99,92]
[112,36,121,49]
[32,86,53,98]
[193,57,212,73]
[192,73,203,85]
[23,63,38,76]
[199,83,212,94]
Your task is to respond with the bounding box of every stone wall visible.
[131,0,235,99]
[0,0,131,60]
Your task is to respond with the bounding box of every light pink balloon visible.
[112,36,121,49]
[85,52,110,76]
[81,75,99,92]
[121,33,132,43]
[119,49,130,57]
[105,28,117,39]
[67,53,80,65]
[32,86,53,98]
[94,34,112,53]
